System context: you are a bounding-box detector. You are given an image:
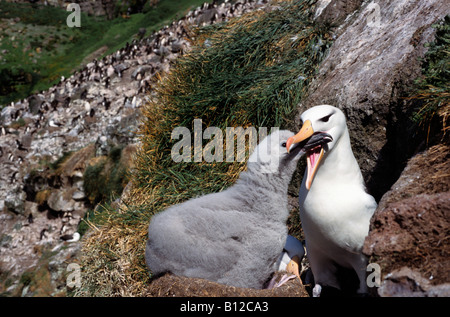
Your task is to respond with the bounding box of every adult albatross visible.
[286,105,377,296]
[145,130,331,289]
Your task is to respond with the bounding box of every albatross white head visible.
[286,105,356,190]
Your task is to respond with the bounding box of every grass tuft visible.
[410,16,450,144]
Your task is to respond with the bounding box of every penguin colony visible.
[0,0,272,277]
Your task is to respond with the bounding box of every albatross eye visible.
[320,114,333,122]
[281,142,287,147]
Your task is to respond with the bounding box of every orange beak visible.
[286,120,324,190]
[286,120,314,153]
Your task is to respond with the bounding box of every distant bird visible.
[40,229,48,240]
[286,105,377,296]
[49,119,62,127]
[145,130,331,289]
[16,139,28,152]
[84,101,91,113]
[102,97,111,110]
[60,232,80,242]
[10,171,18,183]
[104,77,111,89]
[63,97,71,108]
[60,224,68,235]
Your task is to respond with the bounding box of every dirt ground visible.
[143,272,309,297]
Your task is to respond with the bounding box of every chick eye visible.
[320,114,333,122]
[281,142,287,147]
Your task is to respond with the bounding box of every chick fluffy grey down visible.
[145,130,329,289]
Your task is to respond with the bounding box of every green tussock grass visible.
[76,0,332,297]
[410,15,450,144]
[136,0,331,192]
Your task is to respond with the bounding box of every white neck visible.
[310,128,364,190]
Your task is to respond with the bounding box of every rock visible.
[4,186,26,215]
[363,145,450,296]
[114,63,129,76]
[47,189,76,212]
[294,0,448,200]
[194,8,217,26]
[378,267,450,297]
[315,0,363,25]
[154,45,170,57]
[131,66,151,80]
[1,106,15,125]
[57,144,96,179]
[27,95,43,115]
[124,88,137,98]
[72,191,86,201]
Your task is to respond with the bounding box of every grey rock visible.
[72,191,86,201]
[4,187,26,215]
[131,66,152,80]
[27,95,43,115]
[47,189,75,212]
[114,63,129,75]
[379,267,450,297]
